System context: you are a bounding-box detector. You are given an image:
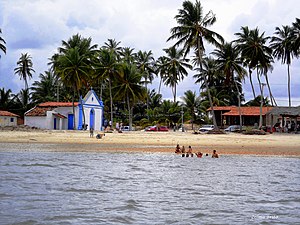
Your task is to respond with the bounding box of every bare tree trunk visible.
[127,93,132,130]
[249,68,256,99]
[265,72,277,106]
[287,64,291,107]
[109,77,113,129]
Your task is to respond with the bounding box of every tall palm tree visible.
[31,70,57,104]
[212,42,247,128]
[181,90,201,130]
[136,50,155,116]
[162,46,192,102]
[114,63,146,130]
[168,0,223,130]
[0,28,6,58]
[14,53,35,90]
[97,48,122,128]
[271,25,295,107]
[103,39,122,58]
[291,18,300,56]
[54,34,97,129]
[156,56,170,95]
[234,27,273,100]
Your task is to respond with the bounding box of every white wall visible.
[25,116,48,129]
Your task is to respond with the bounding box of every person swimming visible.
[175,144,181,153]
[212,150,219,158]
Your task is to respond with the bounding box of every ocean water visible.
[0,149,299,225]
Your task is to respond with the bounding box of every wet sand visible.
[0,130,299,156]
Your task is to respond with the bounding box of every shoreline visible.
[0,130,299,157]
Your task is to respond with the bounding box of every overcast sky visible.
[0,0,299,106]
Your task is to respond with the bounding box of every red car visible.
[145,126,169,132]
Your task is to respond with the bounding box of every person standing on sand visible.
[212,150,219,158]
[90,127,94,138]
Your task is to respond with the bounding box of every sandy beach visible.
[0,129,299,156]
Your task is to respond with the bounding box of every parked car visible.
[121,126,134,131]
[145,125,169,132]
[198,125,214,133]
[224,125,241,132]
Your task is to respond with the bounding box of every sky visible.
[0,0,299,106]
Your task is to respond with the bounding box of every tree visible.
[291,18,300,56]
[212,42,247,129]
[234,27,273,103]
[0,28,6,58]
[136,50,155,115]
[14,53,35,90]
[271,25,294,107]
[97,48,122,128]
[114,63,146,130]
[31,70,57,104]
[54,34,97,129]
[162,46,192,102]
[181,90,201,130]
[0,88,12,110]
[168,0,224,130]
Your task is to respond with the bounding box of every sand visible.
[0,130,299,156]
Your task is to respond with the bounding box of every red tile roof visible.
[208,106,273,116]
[0,110,19,117]
[222,107,273,116]
[25,102,78,117]
[39,102,78,107]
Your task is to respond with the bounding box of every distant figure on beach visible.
[175,144,181,153]
[90,127,94,138]
[212,150,219,158]
[181,146,185,153]
[187,146,193,157]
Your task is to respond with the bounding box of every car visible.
[145,125,169,132]
[198,125,214,133]
[224,125,241,132]
[121,126,134,131]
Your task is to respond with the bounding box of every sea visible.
[0,144,299,225]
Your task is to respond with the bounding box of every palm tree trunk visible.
[265,73,277,106]
[158,77,162,95]
[72,87,76,130]
[127,93,132,130]
[257,68,262,96]
[287,64,291,107]
[197,39,218,130]
[174,84,177,102]
[109,77,113,129]
[249,68,256,99]
[234,78,242,130]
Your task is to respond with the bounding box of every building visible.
[208,106,273,127]
[25,90,104,131]
[0,110,19,127]
[266,106,300,132]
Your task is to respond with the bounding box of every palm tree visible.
[271,25,295,107]
[136,50,155,115]
[114,63,146,130]
[168,0,223,130]
[155,56,168,95]
[0,88,12,110]
[212,42,247,129]
[97,48,122,129]
[103,39,122,58]
[31,70,57,104]
[55,34,97,129]
[0,28,6,58]
[291,18,300,56]
[181,90,201,130]
[234,27,273,101]
[12,89,32,116]
[14,53,35,90]
[162,46,192,102]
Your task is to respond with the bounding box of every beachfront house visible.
[207,106,273,128]
[0,110,19,127]
[24,90,104,131]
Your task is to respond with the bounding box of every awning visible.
[52,112,67,119]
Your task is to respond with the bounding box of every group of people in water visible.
[175,144,219,158]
